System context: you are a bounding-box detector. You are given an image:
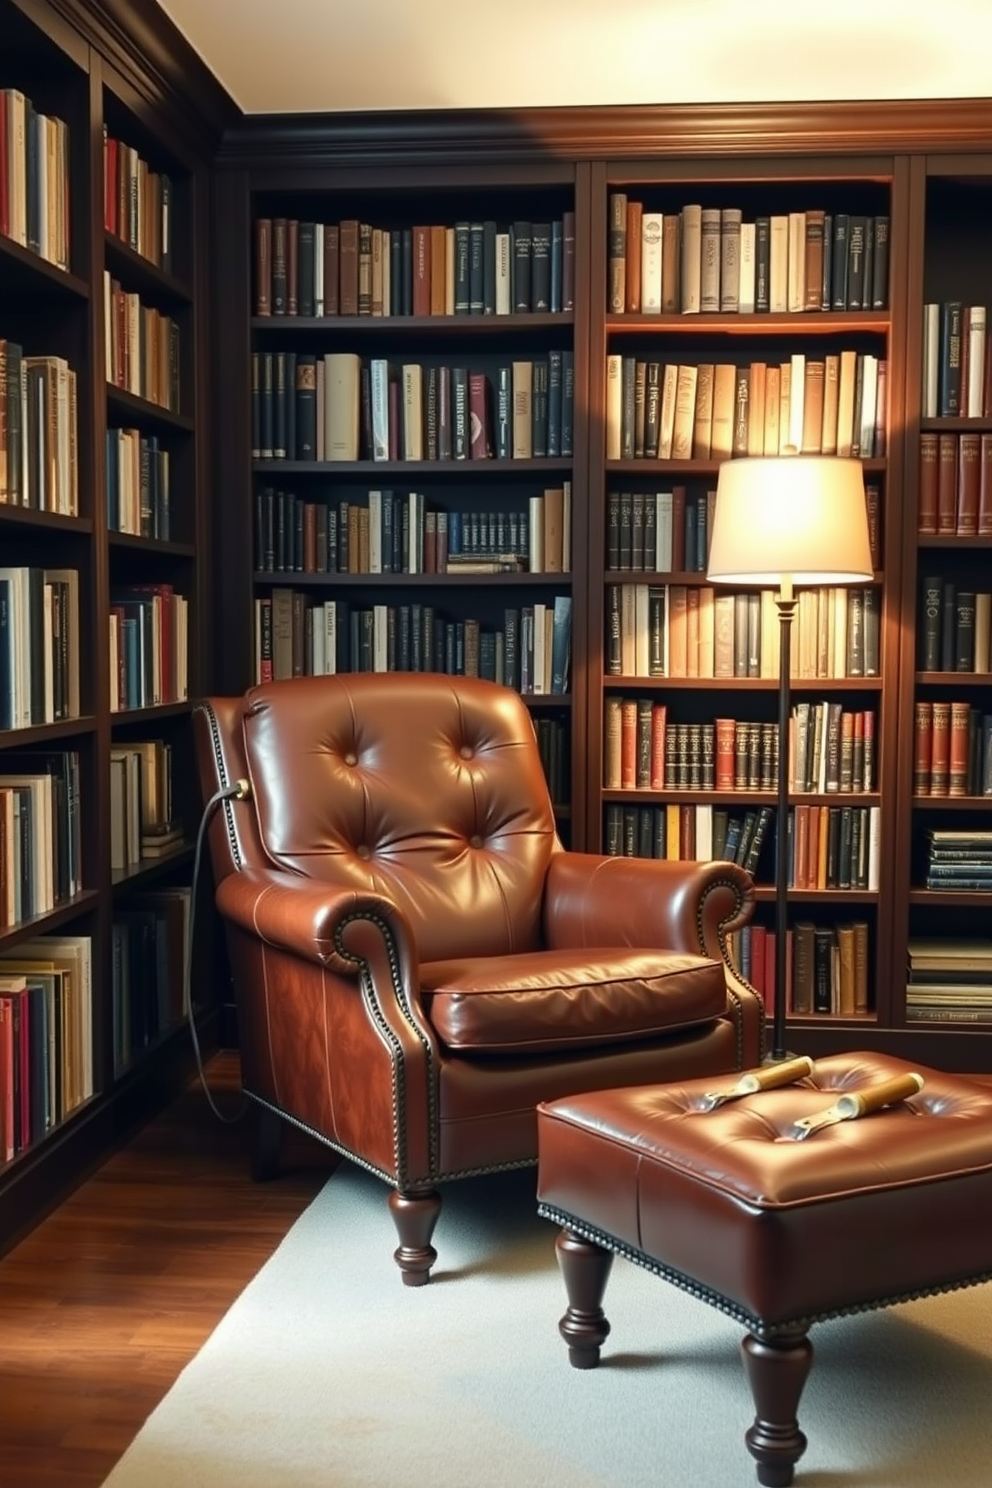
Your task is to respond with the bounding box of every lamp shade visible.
[706,456,874,586]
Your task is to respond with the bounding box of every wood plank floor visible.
[0,1052,333,1488]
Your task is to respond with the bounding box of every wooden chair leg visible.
[741,1327,812,1487]
[389,1188,442,1286]
[555,1226,614,1369]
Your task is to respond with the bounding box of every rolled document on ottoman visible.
[792,1071,925,1140]
[699,1055,814,1111]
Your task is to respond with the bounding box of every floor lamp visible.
[706,456,874,1062]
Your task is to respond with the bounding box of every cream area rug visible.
[100,1162,992,1488]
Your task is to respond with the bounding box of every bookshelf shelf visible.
[106,386,195,432]
[251,457,573,477]
[109,534,197,559]
[605,311,891,336]
[0,234,89,300]
[250,312,573,335]
[254,570,571,588]
[103,233,193,306]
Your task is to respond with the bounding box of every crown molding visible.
[48,0,239,151]
[217,98,992,171]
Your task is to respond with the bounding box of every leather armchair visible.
[193,673,763,1284]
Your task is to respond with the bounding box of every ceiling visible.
[155,0,992,116]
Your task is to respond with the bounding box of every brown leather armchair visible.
[193,673,762,1285]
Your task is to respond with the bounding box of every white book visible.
[787,211,806,312]
[738,222,756,313]
[323,600,338,675]
[634,582,651,678]
[314,223,324,316]
[495,232,512,315]
[401,363,423,461]
[369,358,390,461]
[324,352,361,460]
[768,215,789,313]
[680,205,702,313]
[695,803,713,861]
[532,603,547,693]
[868,805,881,892]
[788,352,806,455]
[967,305,987,417]
[974,592,991,673]
[922,302,940,418]
[529,493,545,571]
[658,363,678,459]
[605,354,623,460]
[859,355,879,458]
[640,212,664,312]
[373,605,389,671]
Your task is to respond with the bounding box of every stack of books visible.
[906,939,992,1024]
[924,829,992,891]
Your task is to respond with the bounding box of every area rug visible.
[100,1162,992,1488]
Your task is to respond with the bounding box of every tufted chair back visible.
[193,671,763,1287]
[236,673,557,963]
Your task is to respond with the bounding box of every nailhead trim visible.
[536,1202,992,1340]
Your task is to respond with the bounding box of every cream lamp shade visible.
[706,456,874,586]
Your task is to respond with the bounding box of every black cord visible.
[186,779,251,1124]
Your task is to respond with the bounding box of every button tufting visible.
[356,844,371,859]
[344,752,358,766]
[459,744,474,760]
[469,834,483,849]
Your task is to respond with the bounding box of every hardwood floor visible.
[0,1052,332,1488]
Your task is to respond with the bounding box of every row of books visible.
[918,430,992,536]
[923,829,992,892]
[255,592,572,696]
[921,302,990,419]
[0,936,93,1164]
[0,343,79,513]
[106,427,171,539]
[0,566,81,731]
[112,889,190,1074]
[108,583,189,712]
[253,215,577,319]
[605,483,883,575]
[604,701,875,795]
[607,198,890,316]
[251,350,575,464]
[603,798,881,892]
[918,581,991,674]
[905,938,992,1024]
[533,717,569,810]
[103,272,182,413]
[913,702,992,797]
[0,88,71,272]
[109,740,182,871]
[606,583,880,681]
[0,750,82,928]
[605,352,886,464]
[102,127,174,273]
[255,485,571,577]
[727,921,871,1019]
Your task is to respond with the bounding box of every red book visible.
[979,433,992,536]
[912,700,932,796]
[670,485,687,572]
[338,219,360,316]
[956,431,981,535]
[714,717,736,790]
[650,703,667,788]
[930,701,951,796]
[254,217,272,316]
[619,699,637,789]
[103,132,118,236]
[937,432,958,534]
[468,372,490,458]
[917,431,938,534]
[411,226,431,317]
[949,701,971,797]
[323,224,340,317]
[0,993,15,1161]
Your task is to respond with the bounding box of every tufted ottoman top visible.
[537,1052,992,1330]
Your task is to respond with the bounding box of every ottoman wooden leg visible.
[555,1227,614,1369]
[741,1327,812,1487]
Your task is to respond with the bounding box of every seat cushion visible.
[420,949,727,1055]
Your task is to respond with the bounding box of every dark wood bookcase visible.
[0,0,235,1254]
[212,106,992,1075]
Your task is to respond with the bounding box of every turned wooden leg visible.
[741,1326,812,1487]
[555,1227,614,1369]
[389,1188,442,1286]
[250,1102,283,1181]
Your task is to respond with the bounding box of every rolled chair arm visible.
[215,868,432,1032]
[544,854,755,964]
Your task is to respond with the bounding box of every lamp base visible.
[762,1048,800,1067]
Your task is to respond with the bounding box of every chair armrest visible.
[544,853,754,963]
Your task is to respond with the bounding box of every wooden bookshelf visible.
[0,0,235,1255]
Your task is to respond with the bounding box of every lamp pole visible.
[772,580,797,1064]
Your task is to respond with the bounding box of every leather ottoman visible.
[535,1052,992,1486]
